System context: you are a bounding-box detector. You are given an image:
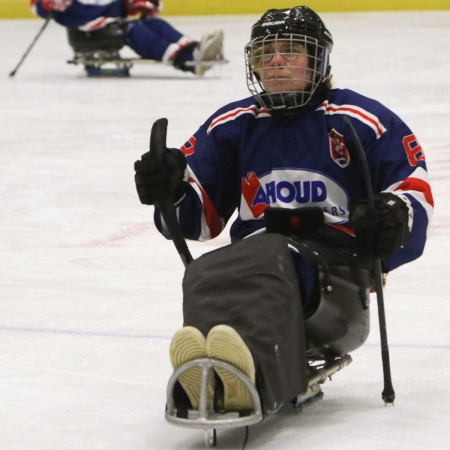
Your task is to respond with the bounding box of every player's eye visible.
[251,44,276,63]
[278,42,307,59]
[251,41,307,63]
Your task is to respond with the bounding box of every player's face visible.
[251,39,311,93]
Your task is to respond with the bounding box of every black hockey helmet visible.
[245,6,333,113]
[250,6,333,52]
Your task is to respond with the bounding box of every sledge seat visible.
[67,22,126,54]
[66,23,132,76]
[304,265,372,359]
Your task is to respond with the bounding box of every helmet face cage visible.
[245,33,330,112]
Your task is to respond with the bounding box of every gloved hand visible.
[41,0,73,11]
[350,192,411,258]
[123,0,161,17]
[134,147,187,206]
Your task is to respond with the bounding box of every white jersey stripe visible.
[207,105,270,134]
[385,167,434,223]
[317,101,387,138]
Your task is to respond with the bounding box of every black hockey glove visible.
[350,192,411,258]
[134,148,187,206]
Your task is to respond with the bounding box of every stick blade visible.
[149,117,168,162]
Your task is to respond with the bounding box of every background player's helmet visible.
[245,6,333,113]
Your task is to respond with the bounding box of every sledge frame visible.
[165,358,263,428]
[165,354,353,448]
[166,358,263,448]
[67,52,229,77]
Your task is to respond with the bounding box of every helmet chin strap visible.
[265,91,310,113]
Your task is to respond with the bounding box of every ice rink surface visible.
[1,10,449,450]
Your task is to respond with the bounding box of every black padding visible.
[286,239,372,358]
[265,206,324,238]
[304,265,371,358]
[182,233,308,415]
[67,22,126,53]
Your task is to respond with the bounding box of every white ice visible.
[0,11,449,450]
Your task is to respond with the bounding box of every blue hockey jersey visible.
[154,88,433,272]
[31,0,125,30]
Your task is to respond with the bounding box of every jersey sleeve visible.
[31,0,50,19]
[31,0,125,28]
[371,116,433,270]
[341,93,433,271]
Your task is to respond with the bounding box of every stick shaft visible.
[150,118,193,268]
[158,197,193,268]
[9,15,52,78]
[344,115,395,404]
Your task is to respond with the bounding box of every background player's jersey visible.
[31,0,124,30]
[154,88,434,271]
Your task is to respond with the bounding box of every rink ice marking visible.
[0,324,448,350]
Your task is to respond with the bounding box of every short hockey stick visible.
[9,14,52,78]
[149,118,193,268]
[344,115,395,404]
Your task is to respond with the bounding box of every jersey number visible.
[403,134,425,166]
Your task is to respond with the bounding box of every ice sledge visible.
[144,119,373,448]
[65,27,228,77]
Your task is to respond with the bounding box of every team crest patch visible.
[329,129,350,168]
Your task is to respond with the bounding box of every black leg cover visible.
[182,234,309,416]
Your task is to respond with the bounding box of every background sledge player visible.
[30,0,224,75]
[134,6,434,414]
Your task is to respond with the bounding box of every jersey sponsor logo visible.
[241,169,349,221]
[402,134,425,166]
[329,129,350,168]
[181,136,196,156]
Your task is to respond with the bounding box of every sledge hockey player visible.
[134,6,433,416]
[30,0,224,75]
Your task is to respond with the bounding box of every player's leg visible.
[125,19,224,74]
[125,20,180,61]
[142,19,224,74]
